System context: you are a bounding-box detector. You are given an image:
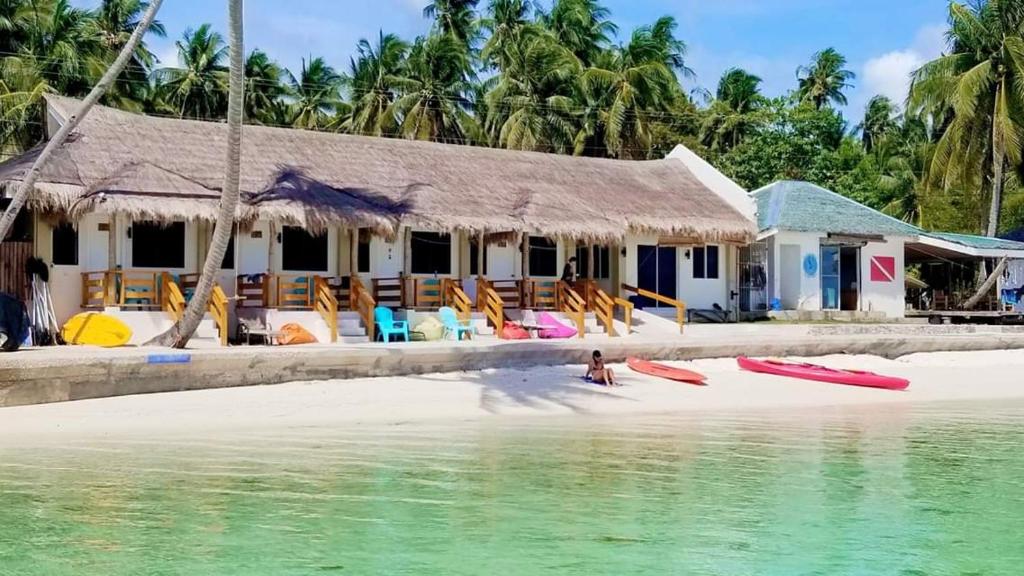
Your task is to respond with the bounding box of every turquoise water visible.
[1,402,1023,575]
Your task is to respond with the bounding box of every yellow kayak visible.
[62,313,133,348]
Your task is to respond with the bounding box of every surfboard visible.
[62,313,133,348]
[627,358,707,385]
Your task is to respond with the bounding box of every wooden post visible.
[587,244,595,281]
[350,228,359,277]
[107,214,117,271]
[520,233,529,305]
[476,231,485,279]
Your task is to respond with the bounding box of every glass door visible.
[739,242,768,312]
[821,246,840,310]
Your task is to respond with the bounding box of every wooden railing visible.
[621,283,686,334]
[526,279,559,309]
[490,279,523,308]
[314,276,339,343]
[117,271,160,310]
[237,274,270,308]
[578,280,616,337]
[160,273,187,321]
[209,284,230,346]
[443,278,473,321]
[412,278,444,309]
[351,276,376,341]
[276,275,312,309]
[373,277,406,308]
[557,281,587,339]
[614,296,634,335]
[476,278,506,336]
[81,271,114,308]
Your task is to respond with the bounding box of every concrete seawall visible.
[3,327,1024,407]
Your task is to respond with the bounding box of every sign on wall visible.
[870,256,896,282]
[802,254,818,277]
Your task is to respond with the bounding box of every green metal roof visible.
[924,232,1024,252]
[752,180,920,237]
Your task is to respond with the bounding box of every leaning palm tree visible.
[153,24,229,119]
[342,31,409,137]
[796,47,855,109]
[287,56,343,130]
[0,0,164,243]
[909,0,1024,238]
[90,0,166,111]
[149,0,244,348]
[858,95,898,153]
[388,33,477,143]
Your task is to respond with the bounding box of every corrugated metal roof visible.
[751,180,920,237]
[925,232,1024,251]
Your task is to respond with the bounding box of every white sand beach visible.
[1,350,1023,442]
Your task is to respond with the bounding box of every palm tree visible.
[485,33,580,152]
[0,0,32,55]
[910,0,1024,238]
[480,0,538,70]
[150,0,243,348]
[578,17,686,158]
[244,49,285,124]
[423,0,479,45]
[796,48,855,109]
[342,31,409,137]
[700,68,763,152]
[286,56,343,130]
[91,0,166,110]
[541,0,617,66]
[0,0,164,244]
[153,24,229,119]
[858,95,898,153]
[389,33,477,143]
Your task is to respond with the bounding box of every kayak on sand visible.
[737,357,909,390]
[627,358,707,385]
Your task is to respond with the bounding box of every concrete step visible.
[339,335,371,344]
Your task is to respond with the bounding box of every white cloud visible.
[859,23,947,110]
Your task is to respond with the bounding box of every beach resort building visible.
[0,95,757,345]
[753,181,1024,320]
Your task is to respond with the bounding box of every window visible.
[575,245,611,279]
[52,222,78,266]
[357,229,370,274]
[410,232,451,275]
[220,233,235,270]
[470,239,489,276]
[282,226,328,272]
[528,236,558,277]
[693,245,720,280]
[132,221,185,268]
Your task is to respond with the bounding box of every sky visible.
[72,0,951,119]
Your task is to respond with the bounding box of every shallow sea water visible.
[1,401,1023,575]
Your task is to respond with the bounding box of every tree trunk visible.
[146,0,244,348]
[963,257,1007,311]
[0,0,164,243]
[987,95,1005,238]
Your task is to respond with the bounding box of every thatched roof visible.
[0,95,756,243]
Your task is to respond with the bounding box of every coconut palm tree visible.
[578,17,686,158]
[910,0,1024,238]
[150,0,243,348]
[243,49,285,124]
[485,32,580,152]
[480,0,539,71]
[389,33,477,143]
[423,0,479,45]
[154,24,229,119]
[796,48,855,109]
[0,0,164,244]
[342,31,409,137]
[91,0,166,110]
[858,95,898,153]
[541,0,616,66]
[286,56,343,130]
[700,68,763,152]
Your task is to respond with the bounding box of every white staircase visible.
[105,308,223,347]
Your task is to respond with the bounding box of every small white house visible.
[751,181,917,319]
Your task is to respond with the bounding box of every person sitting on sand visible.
[586,350,618,386]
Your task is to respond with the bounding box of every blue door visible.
[637,245,677,308]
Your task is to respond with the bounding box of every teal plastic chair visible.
[439,306,475,341]
[374,306,410,342]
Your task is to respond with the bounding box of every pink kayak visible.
[737,357,910,390]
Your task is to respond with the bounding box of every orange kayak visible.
[627,358,707,385]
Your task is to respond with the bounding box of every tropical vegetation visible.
[3,0,1024,237]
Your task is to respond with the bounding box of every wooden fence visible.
[0,242,32,300]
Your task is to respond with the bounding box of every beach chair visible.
[374,306,409,342]
[439,306,475,341]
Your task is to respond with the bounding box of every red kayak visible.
[627,358,707,385]
[737,357,909,390]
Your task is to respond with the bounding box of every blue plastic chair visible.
[439,306,475,341]
[374,306,410,342]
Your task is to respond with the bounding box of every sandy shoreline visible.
[1,350,1022,442]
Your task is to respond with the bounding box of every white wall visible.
[619,234,731,309]
[237,221,271,276]
[768,231,907,317]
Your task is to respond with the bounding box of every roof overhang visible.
[910,235,1024,259]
